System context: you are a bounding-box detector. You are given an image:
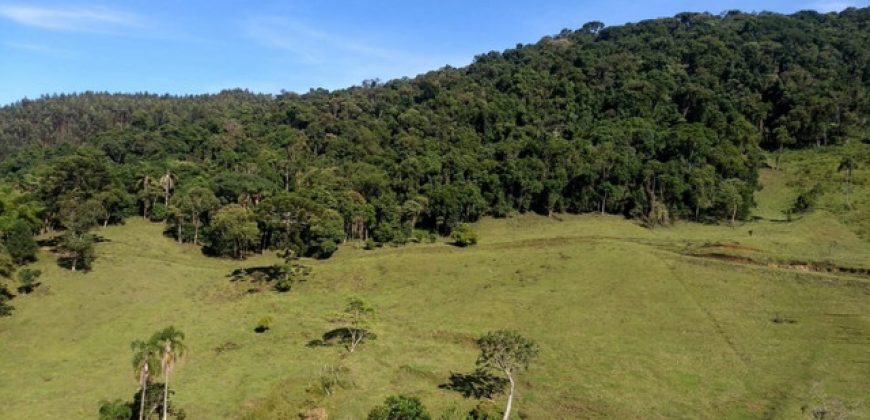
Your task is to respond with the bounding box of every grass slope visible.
[1,149,869,419]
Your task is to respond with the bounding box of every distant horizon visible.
[1,0,866,106]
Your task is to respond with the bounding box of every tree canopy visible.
[0,8,866,261]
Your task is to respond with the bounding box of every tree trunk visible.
[177,219,183,243]
[503,370,515,420]
[776,145,783,170]
[845,177,851,209]
[139,367,148,420]
[162,369,170,420]
[731,204,737,224]
[193,218,200,245]
[71,257,77,272]
[349,331,358,352]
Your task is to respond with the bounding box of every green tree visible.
[137,175,161,220]
[174,186,220,245]
[0,283,13,317]
[838,155,857,209]
[98,399,132,420]
[131,337,161,420]
[57,199,101,271]
[475,330,539,420]
[0,245,14,278]
[159,170,177,207]
[210,204,259,258]
[401,196,429,232]
[450,223,478,247]
[717,179,746,224]
[95,187,130,228]
[328,297,374,353]
[153,327,186,420]
[3,219,38,264]
[772,126,794,170]
[367,395,431,420]
[16,268,41,294]
[132,327,187,420]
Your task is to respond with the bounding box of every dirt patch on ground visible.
[689,252,870,278]
[702,242,762,252]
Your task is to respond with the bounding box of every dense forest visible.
[0,8,867,282]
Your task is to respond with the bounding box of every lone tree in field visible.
[838,155,857,209]
[153,327,186,420]
[131,337,161,420]
[131,326,186,420]
[328,297,374,353]
[475,330,539,420]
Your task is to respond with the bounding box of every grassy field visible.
[1,148,868,419]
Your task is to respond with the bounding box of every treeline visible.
[0,8,867,271]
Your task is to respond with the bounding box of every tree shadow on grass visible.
[439,369,507,399]
[228,266,286,293]
[56,256,94,272]
[306,328,376,348]
[229,266,284,283]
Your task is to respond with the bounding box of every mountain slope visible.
[0,8,866,235]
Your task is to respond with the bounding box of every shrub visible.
[98,399,132,420]
[306,364,352,397]
[16,268,41,294]
[149,203,168,222]
[364,239,377,250]
[0,284,14,317]
[311,239,338,259]
[4,220,37,264]
[255,316,273,333]
[450,223,478,247]
[367,395,431,420]
[467,401,501,420]
[791,183,824,213]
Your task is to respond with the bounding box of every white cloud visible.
[806,1,867,12]
[0,4,140,32]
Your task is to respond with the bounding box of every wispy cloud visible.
[240,15,469,89]
[806,1,867,12]
[0,4,140,32]
[4,41,76,58]
[242,16,426,66]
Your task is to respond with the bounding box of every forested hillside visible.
[0,8,867,274]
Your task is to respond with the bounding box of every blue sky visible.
[0,0,865,105]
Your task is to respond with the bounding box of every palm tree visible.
[152,327,185,420]
[168,203,185,243]
[131,339,161,420]
[159,171,177,207]
[838,156,857,209]
[136,175,160,219]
